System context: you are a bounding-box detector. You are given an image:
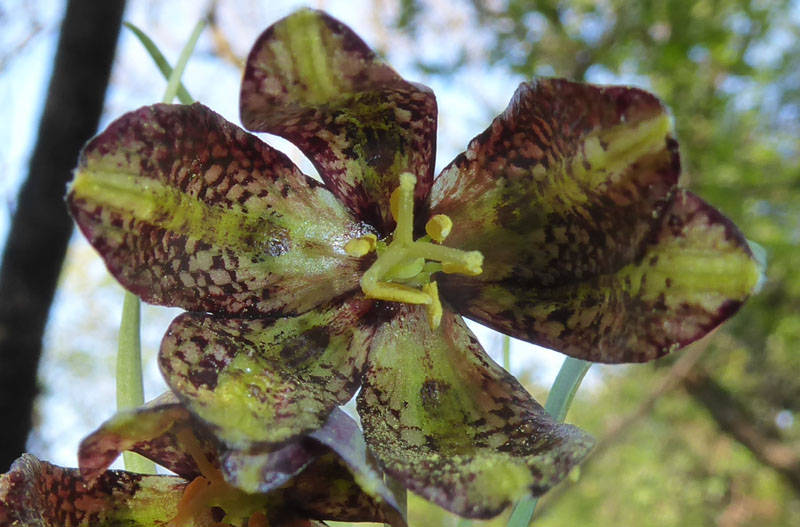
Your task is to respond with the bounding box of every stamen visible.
[351,173,484,329]
[408,243,483,276]
[442,262,483,276]
[344,234,377,257]
[166,426,271,527]
[425,214,453,243]
[363,272,433,305]
[423,282,443,330]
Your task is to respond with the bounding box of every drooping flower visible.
[0,393,403,526]
[66,9,759,518]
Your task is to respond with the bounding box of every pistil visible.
[346,173,483,329]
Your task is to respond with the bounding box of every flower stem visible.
[506,356,591,527]
[116,291,155,473]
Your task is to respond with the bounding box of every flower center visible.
[345,173,483,329]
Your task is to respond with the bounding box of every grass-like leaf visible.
[123,21,194,105]
[162,19,205,104]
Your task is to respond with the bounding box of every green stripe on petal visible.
[69,102,368,317]
[0,455,186,527]
[240,9,437,233]
[357,306,593,518]
[159,297,373,450]
[431,79,679,287]
[443,190,759,363]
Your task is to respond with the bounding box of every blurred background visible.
[1,0,798,525]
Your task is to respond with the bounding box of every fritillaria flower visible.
[66,9,758,518]
[0,393,403,526]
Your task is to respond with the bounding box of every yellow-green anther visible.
[425,214,453,242]
[389,187,402,223]
[345,239,370,257]
[423,281,442,330]
[169,426,267,527]
[344,234,377,257]
[442,260,484,277]
[362,233,377,251]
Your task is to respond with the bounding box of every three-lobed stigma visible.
[345,173,483,329]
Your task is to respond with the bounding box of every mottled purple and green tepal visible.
[64,9,758,519]
[0,393,403,526]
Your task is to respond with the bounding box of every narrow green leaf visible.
[162,19,206,104]
[506,356,591,527]
[123,22,194,105]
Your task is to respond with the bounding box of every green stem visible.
[116,291,155,474]
[506,356,591,527]
[542,357,592,422]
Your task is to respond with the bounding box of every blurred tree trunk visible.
[0,0,126,471]
[684,368,800,493]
